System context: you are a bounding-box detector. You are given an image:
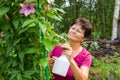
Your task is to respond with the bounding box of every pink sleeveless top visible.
[50,46,92,80]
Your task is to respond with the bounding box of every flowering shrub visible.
[0,0,65,80]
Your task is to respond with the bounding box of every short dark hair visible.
[71,18,93,38]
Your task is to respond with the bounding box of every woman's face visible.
[68,24,85,42]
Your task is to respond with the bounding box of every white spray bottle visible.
[52,54,70,77]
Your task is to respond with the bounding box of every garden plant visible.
[0,0,65,80]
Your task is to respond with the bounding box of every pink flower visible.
[19,2,35,16]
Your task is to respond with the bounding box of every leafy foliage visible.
[0,0,65,80]
[89,52,120,80]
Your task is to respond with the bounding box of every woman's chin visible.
[68,37,76,41]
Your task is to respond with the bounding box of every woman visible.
[48,18,93,80]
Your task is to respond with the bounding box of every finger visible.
[61,45,71,50]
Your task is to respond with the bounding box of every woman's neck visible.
[69,40,82,52]
[69,40,83,58]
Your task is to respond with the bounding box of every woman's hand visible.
[48,56,57,67]
[60,44,73,60]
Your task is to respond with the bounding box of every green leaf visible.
[13,38,22,46]
[17,73,22,80]
[10,70,19,80]
[54,8,66,13]
[28,0,37,2]
[12,19,19,29]
[81,42,88,47]
[22,19,34,28]
[18,51,25,62]
[19,22,36,34]
[27,22,36,27]
[44,21,52,31]
[18,28,27,34]
[6,43,13,54]
[43,38,59,51]
[19,62,24,71]
[40,58,48,69]
[0,7,10,17]
[26,48,39,54]
[39,22,47,34]
[33,60,39,69]
[5,58,13,68]
[90,42,99,50]
[12,59,17,67]
[47,13,62,21]
[23,70,37,79]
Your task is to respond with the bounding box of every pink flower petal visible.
[19,2,35,16]
[29,8,35,13]
[20,3,24,8]
[30,3,34,8]
[24,10,31,16]
[20,8,26,13]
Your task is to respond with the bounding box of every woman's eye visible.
[70,27,83,34]
[71,27,75,30]
[76,30,81,33]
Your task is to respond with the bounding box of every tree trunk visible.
[118,20,120,39]
[111,0,120,40]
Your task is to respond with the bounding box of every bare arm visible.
[69,59,89,80]
[60,44,90,80]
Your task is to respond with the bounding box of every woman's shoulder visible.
[81,47,91,56]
